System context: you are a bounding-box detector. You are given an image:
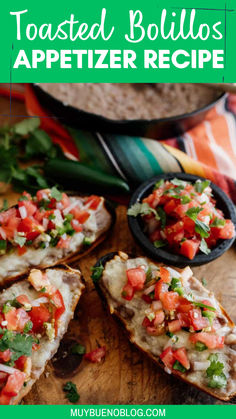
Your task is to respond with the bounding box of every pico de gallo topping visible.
[0,188,102,256]
[121,262,229,389]
[128,178,235,260]
[0,269,65,405]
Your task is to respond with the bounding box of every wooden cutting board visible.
[0,97,235,405]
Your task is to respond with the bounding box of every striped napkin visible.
[1,84,236,204]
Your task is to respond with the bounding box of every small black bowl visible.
[128,173,236,267]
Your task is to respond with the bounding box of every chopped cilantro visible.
[91,263,104,282]
[169,278,184,296]
[153,240,166,249]
[195,342,207,351]
[24,321,33,333]
[194,179,210,194]
[63,381,80,403]
[145,266,153,283]
[48,214,56,220]
[153,179,164,190]
[173,360,186,373]
[71,343,86,355]
[166,331,174,338]
[206,354,227,389]
[211,218,226,227]
[18,196,29,202]
[39,287,46,293]
[64,213,73,222]
[195,220,210,238]
[51,186,62,201]
[170,178,187,188]
[0,199,8,211]
[0,240,7,254]
[83,237,92,246]
[127,203,160,221]
[186,207,202,220]
[0,328,35,362]
[200,238,211,255]
[157,207,166,229]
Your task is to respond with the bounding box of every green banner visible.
[0,405,235,418]
[0,0,236,82]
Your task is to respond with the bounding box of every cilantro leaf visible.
[153,179,164,190]
[0,329,35,362]
[200,238,211,255]
[127,203,159,220]
[63,381,80,403]
[14,118,40,136]
[186,207,202,220]
[157,207,166,229]
[194,179,211,194]
[195,220,210,238]
[211,218,226,227]
[91,263,104,282]
[71,343,86,355]
[170,178,187,188]
[173,360,186,373]
[207,358,224,377]
[51,186,62,202]
[154,240,167,249]
[24,321,33,333]
[206,354,227,389]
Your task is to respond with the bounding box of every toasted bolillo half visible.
[0,188,115,288]
[93,251,236,401]
[0,265,84,405]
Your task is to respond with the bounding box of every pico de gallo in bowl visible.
[128,174,236,266]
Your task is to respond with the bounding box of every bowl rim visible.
[128,173,236,267]
[32,84,226,126]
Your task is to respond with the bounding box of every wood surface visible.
[0,96,235,405]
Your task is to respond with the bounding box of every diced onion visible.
[151,300,162,311]
[56,202,63,210]
[42,218,49,230]
[61,233,67,240]
[19,206,27,219]
[0,227,6,240]
[193,361,210,371]
[143,284,155,295]
[181,267,193,282]
[164,366,172,374]
[166,267,181,278]
[0,363,19,374]
[31,297,48,307]
[63,201,80,215]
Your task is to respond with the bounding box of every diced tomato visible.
[142,316,152,328]
[189,308,209,331]
[70,208,90,224]
[16,308,31,332]
[57,236,71,249]
[190,332,224,349]
[143,193,159,208]
[32,343,40,351]
[85,195,101,210]
[174,204,189,218]
[29,305,50,333]
[160,346,175,369]
[18,200,37,217]
[160,267,171,283]
[84,346,106,363]
[164,199,176,215]
[154,280,169,300]
[16,295,30,306]
[153,310,165,326]
[166,230,184,246]
[173,347,190,369]
[2,370,25,397]
[177,313,190,328]
[0,349,11,363]
[21,191,32,201]
[51,290,65,322]
[122,283,134,301]
[180,239,200,260]
[61,193,71,209]
[177,297,194,313]
[0,208,17,225]
[168,319,181,333]
[182,216,195,235]
[126,267,146,291]
[218,220,235,239]
[150,229,161,242]
[160,292,180,311]
[5,308,18,331]
[17,245,27,256]
[36,189,50,201]
[142,294,152,304]
[0,393,11,405]
[71,220,82,233]
[17,217,43,241]
[14,355,27,370]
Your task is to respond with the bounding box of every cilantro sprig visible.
[63,381,80,403]
[127,203,160,221]
[206,354,227,389]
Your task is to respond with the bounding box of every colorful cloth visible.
[1,84,236,204]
